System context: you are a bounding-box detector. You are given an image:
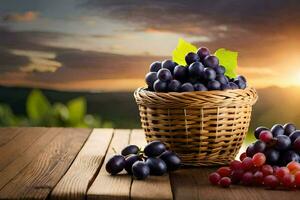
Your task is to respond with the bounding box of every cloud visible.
[2,11,39,22]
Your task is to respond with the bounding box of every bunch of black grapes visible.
[145,47,247,92]
[105,141,181,180]
[247,123,300,166]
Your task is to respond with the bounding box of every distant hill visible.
[0,85,300,130]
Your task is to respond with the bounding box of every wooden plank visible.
[0,128,91,200]
[0,128,61,190]
[50,129,113,200]
[130,129,173,200]
[0,127,45,170]
[0,128,21,147]
[87,129,132,200]
[170,168,300,200]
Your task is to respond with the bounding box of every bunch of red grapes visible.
[209,123,300,189]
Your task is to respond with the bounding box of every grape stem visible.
[112,147,117,154]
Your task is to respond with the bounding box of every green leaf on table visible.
[172,38,197,66]
[214,48,238,78]
[67,97,86,125]
[26,89,51,122]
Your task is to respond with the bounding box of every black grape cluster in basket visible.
[145,47,247,92]
[105,141,181,180]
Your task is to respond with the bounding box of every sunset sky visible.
[1,0,300,91]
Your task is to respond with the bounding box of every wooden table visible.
[0,128,299,200]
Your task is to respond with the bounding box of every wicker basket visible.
[134,87,258,166]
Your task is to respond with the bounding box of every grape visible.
[167,80,181,92]
[259,131,273,143]
[160,151,181,171]
[219,177,231,187]
[153,80,167,92]
[194,83,208,91]
[145,72,158,89]
[246,144,255,157]
[132,161,150,179]
[252,153,266,167]
[196,47,210,61]
[145,157,167,176]
[230,160,242,170]
[217,166,232,177]
[281,150,300,165]
[203,68,216,81]
[124,155,141,174]
[231,169,244,184]
[214,65,226,74]
[105,155,125,175]
[229,82,239,89]
[275,167,289,181]
[261,164,274,176]
[295,171,300,187]
[157,68,172,82]
[162,60,176,73]
[174,65,187,81]
[287,161,300,174]
[289,130,300,143]
[293,138,300,153]
[150,61,162,72]
[180,83,194,92]
[188,62,204,78]
[264,149,280,165]
[283,123,296,136]
[207,80,221,90]
[144,141,166,157]
[216,74,228,85]
[221,84,231,91]
[237,75,247,83]
[185,52,200,65]
[264,175,279,189]
[234,79,247,89]
[208,172,221,185]
[241,157,254,170]
[275,135,291,151]
[253,171,264,185]
[203,55,219,68]
[253,140,266,153]
[242,171,253,186]
[121,145,139,156]
[240,152,247,161]
[254,126,269,139]
[282,174,295,188]
[271,124,285,137]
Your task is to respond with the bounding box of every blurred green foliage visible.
[0,89,113,128]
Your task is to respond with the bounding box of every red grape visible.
[242,171,253,186]
[287,161,300,174]
[295,171,300,187]
[261,164,273,176]
[209,172,221,185]
[264,175,279,189]
[219,177,231,188]
[242,157,254,171]
[230,160,242,170]
[252,153,266,167]
[231,169,244,184]
[275,167,290,181]
[217,167,232,177]
[253,171,264,185]
[239,152,247,161]
[282,174,295,188]
[259,130,273,143]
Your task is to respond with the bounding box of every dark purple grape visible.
[196,47,210,61]
[132,161,150,179]
[145,72,158,89]
[174,65,187,81]
[162,60,176,73]
[271,124,285,137]
[254,126,269,139]
[234,79,247,89]
[105,155,125,175]
[214,65,225,74]
[280,150,300,165]
[149,61,162,72]
[160,151,181,171]
[253,140,266,153]
[124,155,141,174]
[216,74,228,85]
[221,84,231,90]
[246,143,256,157]
[180,83,194,92]
[167,80,181,92]
[188,62,204,78]
[144,141,166,157]
[121,145,139,156]
[203,68,216,81]
[188,76,198,84]
[275,135,291,151]
[194,83,207,91]
[264,149,280,165]
[203,55,219,68]
[157,68,172,82]
[207,80,221,90]
[237,75,247,83]
[290,130,300,142]
[185,52,199,65]
[153,80,167,92]
[146,157,167,176]
[293,137,300,153]
[283,123,296,136]
[229,82,239,89]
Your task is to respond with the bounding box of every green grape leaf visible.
[172,38,197,66]
[214,48,238,78]
[67,97,86,125]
